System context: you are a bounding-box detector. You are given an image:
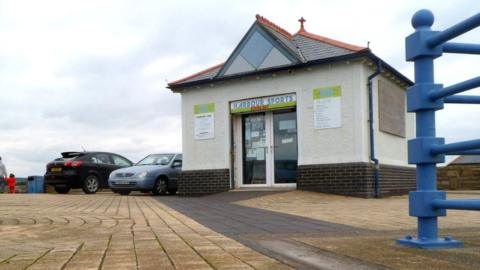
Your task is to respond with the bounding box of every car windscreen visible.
[136,154,174,166]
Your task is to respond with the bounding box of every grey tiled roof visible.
[293,34,354,62]
[450,155,480,165]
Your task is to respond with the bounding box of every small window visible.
[112,155,131,167]
[94,154,112,165]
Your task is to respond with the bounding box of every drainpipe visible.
[367,60,382,198]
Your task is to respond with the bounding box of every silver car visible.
[108,153,182,196]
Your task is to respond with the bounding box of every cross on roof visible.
[298,17,306,32]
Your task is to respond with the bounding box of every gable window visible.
[222,26,294,76]
[240,31,273,68]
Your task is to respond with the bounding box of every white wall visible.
[180,61,375,171]
[360,64,415,167]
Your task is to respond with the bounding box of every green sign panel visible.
[230,93,296,114]
[194,103,215,115]
[313,85,342,99]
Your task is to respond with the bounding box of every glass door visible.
[241,110,297,186]
[273,110,298,184]
[242,113,268,185]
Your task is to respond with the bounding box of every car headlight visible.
[137,171,148,179]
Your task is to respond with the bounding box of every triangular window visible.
[221,25,295,76]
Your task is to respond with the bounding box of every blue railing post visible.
[397,9,480,249]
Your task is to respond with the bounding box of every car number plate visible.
[117,180,130,185]
[51,167,62,173]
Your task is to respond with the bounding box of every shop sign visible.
[313,86,342,129]
[230,93,296,113]
[194,103,215,140]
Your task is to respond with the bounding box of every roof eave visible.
[367,53,413,86]
[168,50,413,92]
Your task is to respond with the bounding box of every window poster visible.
[313,86,342,129]
[194,103,215,140]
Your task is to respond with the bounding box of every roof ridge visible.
[255,14,293,39]
[169,63,224,85]
[294,30,366,52]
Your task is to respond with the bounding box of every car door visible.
[169,154,182,189]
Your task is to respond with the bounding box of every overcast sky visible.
[1,0,479,176]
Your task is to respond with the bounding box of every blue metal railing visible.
[396,9,480,249]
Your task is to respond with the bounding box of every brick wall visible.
[379,164,416,196]
[438,165,480,190]
[297,162,415,198]
[177,169,230,196]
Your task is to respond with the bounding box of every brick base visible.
[177,169,230,196]
[379,164,416,196]
[297,162,415,198]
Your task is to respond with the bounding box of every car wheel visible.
[54,186,71,194]
[168,188,177,195]
[152,178,167,195]
[82,175,100,194]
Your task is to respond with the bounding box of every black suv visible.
[45,151,133,194]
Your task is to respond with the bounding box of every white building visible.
[168,15,415,197]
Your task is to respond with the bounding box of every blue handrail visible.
[431,139,480,155]
[443,42,480,54]
[444,95,480,104]
[429,76,480,100]
[397,9,480,249]
[432,199,480,210]
[427,13,480,47]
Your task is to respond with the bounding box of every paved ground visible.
[157,191,385,269]
[235,190,480,230]
[157,191,363,236]
[232,190,480,269]
[0,193,292,270]
[1,191,480,269]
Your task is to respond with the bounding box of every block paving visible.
[0,193,291,270]
[2,190,480,269]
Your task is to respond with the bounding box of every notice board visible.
[313,86,342,130]
[194,103,215,140]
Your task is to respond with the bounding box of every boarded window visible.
[378,79,406,137]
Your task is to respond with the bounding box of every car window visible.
[137,154,174,165]
[172,155,182,168]
[94,154,112,165]
[112,155,131,167]
[87,156,99,164]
